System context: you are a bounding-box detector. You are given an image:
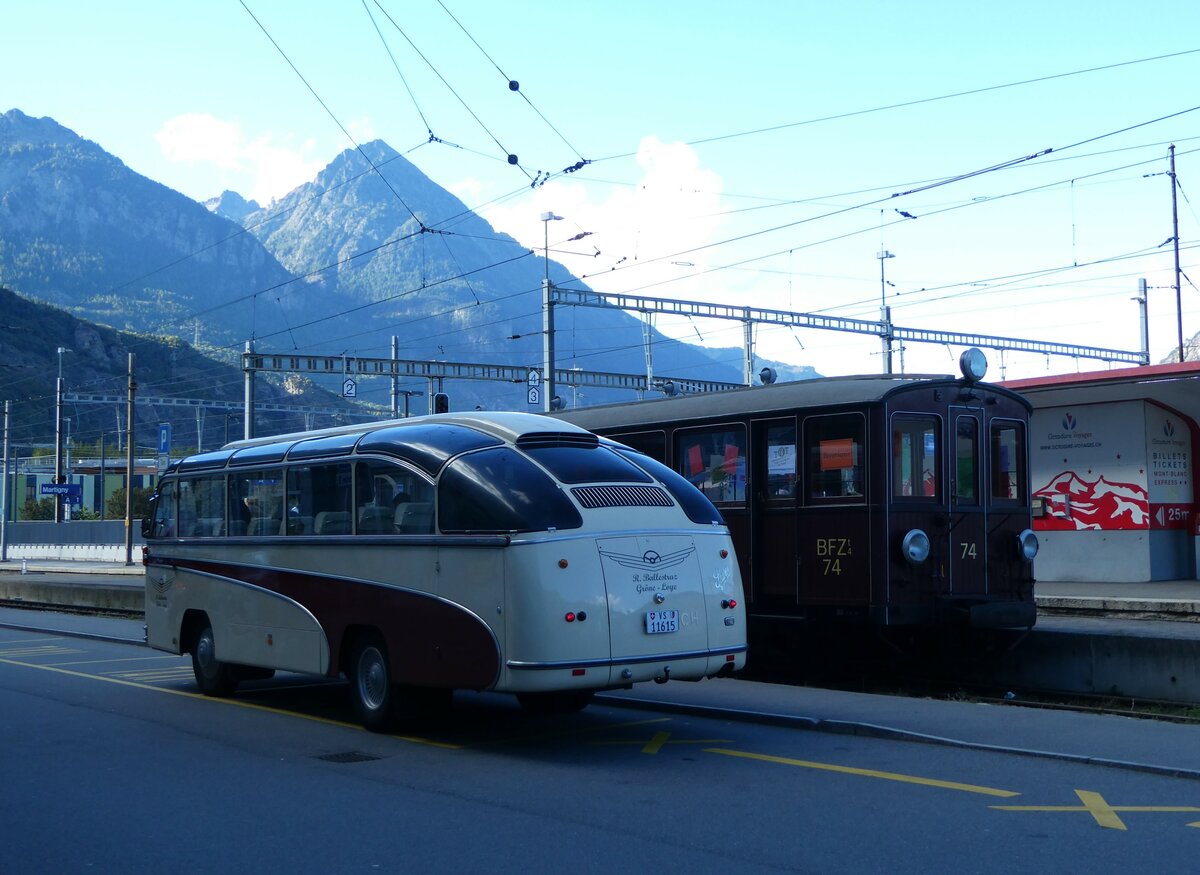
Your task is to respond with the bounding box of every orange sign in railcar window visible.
[819,438,854,471]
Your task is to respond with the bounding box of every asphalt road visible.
[3,626,1200,873]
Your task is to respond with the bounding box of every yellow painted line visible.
[0,636,67,644]
[0,656,461,749]
[708,748,1020,797]
[0,645,82,658]
[109,667,196,683]
[993,789,1200,831]
[49,654,180,668]
[463,717,671,749]
[591,731,733,755]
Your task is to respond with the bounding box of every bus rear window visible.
[439,448,582,533]
[522,444,652,484]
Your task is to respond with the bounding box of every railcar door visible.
[750,418,799,606]
[948,409,987,596]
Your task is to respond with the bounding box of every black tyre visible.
[191,620,239,697]
[349,632,401,733]
[516,690,594,715]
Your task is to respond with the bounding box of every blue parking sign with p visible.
[158,423,171,455]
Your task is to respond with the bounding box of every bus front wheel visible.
[191,620,239,697]
[349,632,400,733]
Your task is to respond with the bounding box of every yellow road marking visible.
[993,789,1200,831]
[0,636,66,644]
[463,717,671,749]
[48,654,180,668]
[708,748,1019,797]
[0,645,82,658]
[0,656,461,749]
[591,730,732,754]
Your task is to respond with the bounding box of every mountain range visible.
[0,108,819,441]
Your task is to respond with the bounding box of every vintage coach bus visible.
[142,412,746,731]
[557,350,1038,650]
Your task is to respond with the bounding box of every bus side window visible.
[150,481,178,538]
[231,469,285,536]
[297,463,352,535]
[804,413,865,503]
[180,475,225,537]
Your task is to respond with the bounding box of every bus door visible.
[750,418,799,606]
[949,410,986,595]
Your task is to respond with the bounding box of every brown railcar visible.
[557,354,1038,641]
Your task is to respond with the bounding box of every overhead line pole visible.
[1169,144,1184,363]
[124,353,136,567]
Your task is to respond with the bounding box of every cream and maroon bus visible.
[142,412,746,731]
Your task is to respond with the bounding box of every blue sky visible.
[6,1,1200,380]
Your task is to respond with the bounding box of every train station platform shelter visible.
[1003,361,1200,584]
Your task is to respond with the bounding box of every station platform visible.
[1,559,1198,706]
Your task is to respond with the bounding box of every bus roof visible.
[170,411,596,477]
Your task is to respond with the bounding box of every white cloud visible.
[483,136,725,297]
[155,114,323,205]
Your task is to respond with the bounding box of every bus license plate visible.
[645,610,679,634]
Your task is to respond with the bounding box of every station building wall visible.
[1030,399,1196,582]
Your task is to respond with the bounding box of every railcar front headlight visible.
[1017,528,1039,561]
[901,529,931,565]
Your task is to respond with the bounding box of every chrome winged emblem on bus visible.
[598,545,695,570]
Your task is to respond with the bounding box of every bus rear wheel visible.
[191,620,239,697]
[349,632,401,733]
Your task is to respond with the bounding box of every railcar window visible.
[148,480,178,538]
[286,464,354,535]
[804,414,864,502]
[614,447,725,525]
[609,431,666,463]
[766,423,798,499]
[523,444,652,484]
[955,416,979,506]
[990,420,1026,503]
[439,448,582,533]
[230,468,287,536]
[892,416,939,500]
[179,476,226,537]
[677,427,747,505]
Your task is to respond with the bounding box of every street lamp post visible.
[54,346,72,523]
[877,251,895,374]
[541,212,563,412]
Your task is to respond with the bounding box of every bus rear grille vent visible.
[572,485,674,509]
[314,751,385,764]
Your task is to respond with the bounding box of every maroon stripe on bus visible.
[157,556,501,689]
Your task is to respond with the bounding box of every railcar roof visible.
[555,372,1028,431]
